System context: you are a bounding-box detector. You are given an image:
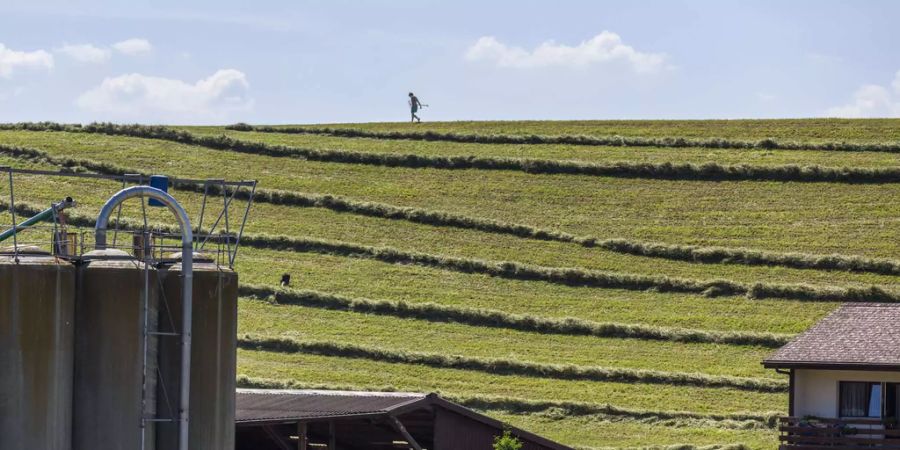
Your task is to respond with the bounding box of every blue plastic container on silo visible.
[148,175,169,207]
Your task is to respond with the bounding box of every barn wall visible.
[434,408,553,450]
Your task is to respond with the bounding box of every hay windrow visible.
[1,196,895,304]
[236,375,777,432]
[237,334,789,392]
[238,284,793,348]
[3,122,899,183]
[6,141,896,276]
[228,123,900,154]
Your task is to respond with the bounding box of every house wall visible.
[794,369,900,417]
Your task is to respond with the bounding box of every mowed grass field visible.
[1,119,898,449]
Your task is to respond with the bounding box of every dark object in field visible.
[280,273,290,287]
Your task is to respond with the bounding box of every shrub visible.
[226,122,253,131]
[493,430,523,450]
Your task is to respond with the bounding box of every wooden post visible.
[262,425,293,450]
[788,369,795,417]
[297,422,308,450]
[328,421,336,450]
[389,416,423,450]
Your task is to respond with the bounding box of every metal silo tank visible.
[157,252,238,450]
[73,249,158,450]
[0,246,75,450]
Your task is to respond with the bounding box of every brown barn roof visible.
[235,388,573,450]
[236,389,426,423]
[763,303,900,370]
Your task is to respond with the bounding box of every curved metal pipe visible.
[95,186,193,450]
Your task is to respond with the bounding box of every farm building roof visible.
[235,388,573,450]
[763,303,900,370]
[236,388,427,423]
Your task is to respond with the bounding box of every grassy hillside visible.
[1,119,898,449]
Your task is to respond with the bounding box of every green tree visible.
[493,429,523,450]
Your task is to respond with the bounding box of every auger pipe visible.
[95,186,193,450]
[0,196,76,243]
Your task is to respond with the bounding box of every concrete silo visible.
[73,249,159,450]
[0,247,76,450]
[157,252,239,450]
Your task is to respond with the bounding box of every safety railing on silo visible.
[0,167,256,450]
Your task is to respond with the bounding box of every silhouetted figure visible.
[280,273,291,287]
[408,92,424,123]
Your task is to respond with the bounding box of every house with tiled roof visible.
[763,303,900,449]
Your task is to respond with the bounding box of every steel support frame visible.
[95,186,194,450]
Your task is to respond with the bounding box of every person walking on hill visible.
[408,92,424,123]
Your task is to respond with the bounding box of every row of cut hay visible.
[227,188,900,276]
[6,142,898,276]
[597,239,900,276]
[226,123,900,154]
[459,397,776,430]
[238,234,900,303]
[1,196,895,304]
[235,375,779,430]
[0,194,796,350]
[234,187,900,277]
[239,284,793,348]
[237,334,789,392]
[4,122,900,183]
[0,143,140,178]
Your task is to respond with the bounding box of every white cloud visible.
[56,39,152,63]
[113,38,153,56]
[76,69,252,120]
[57,43,111,64]
[0,43,53,77]
[464,31,668,74]
[826,71,900,118]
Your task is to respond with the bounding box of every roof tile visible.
[235,388,426,423]
[765,303,900,367]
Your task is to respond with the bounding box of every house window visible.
[888,384,899,420]
[840,382,881,417]
[839,382,900,418]
[869,384,883,417]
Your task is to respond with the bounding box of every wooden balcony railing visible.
[779,416,900,449]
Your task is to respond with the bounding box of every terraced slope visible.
[0,120,898,449]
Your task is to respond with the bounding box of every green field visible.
[1,120,899,449]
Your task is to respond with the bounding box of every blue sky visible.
[0,0,898,124]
